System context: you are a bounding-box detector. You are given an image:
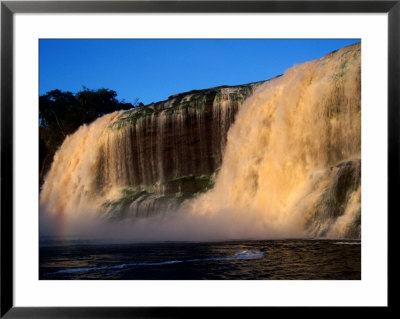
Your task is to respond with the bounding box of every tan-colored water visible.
[40,43,361,240]
[188,44,361,237]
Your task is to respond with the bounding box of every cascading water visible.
[188,43,361,238]
[40,43,361,240]
[40,82,257,237]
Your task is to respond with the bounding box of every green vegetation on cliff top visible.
[109,82,261,130]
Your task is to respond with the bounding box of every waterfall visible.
[40,43,361,240]
[40,82,254,235]
[187,43,361,238]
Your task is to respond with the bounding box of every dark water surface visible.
[39,239,361,280]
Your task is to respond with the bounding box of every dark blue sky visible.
[39,39,360,105]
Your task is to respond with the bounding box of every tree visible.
[39,88,141,187]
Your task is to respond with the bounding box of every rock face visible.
[40,80,266,220]
[95,82,267,218]
[305,159,361,238]
[96,81,265,194]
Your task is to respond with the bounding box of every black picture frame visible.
[1,1,395,317]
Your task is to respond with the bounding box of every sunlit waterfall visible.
[189,43,361,238]
[40,43,361,240]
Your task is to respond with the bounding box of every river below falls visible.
[39,239,361,280]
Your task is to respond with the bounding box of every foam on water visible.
[234,250,265,260]
[332,241,361,245]
[52,250,264,274]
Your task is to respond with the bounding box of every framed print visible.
[1,0,395,317]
